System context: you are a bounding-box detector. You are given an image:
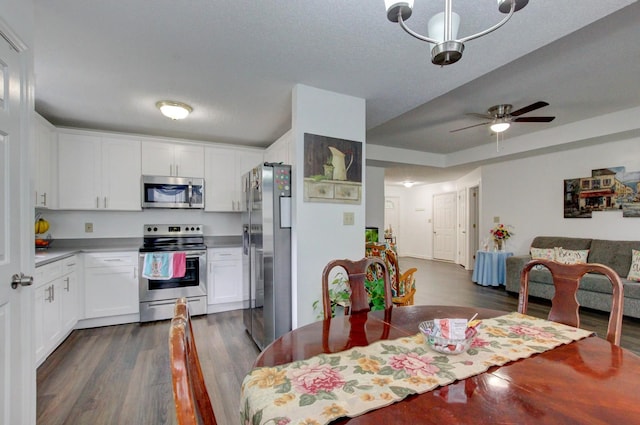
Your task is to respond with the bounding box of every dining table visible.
[243,305,640,424]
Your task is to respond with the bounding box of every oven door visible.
[139,250,207,302]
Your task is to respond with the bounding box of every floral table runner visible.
[240,312,593,425]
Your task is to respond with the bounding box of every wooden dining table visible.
[252,305,640,424]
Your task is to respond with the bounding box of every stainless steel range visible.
[138,224,207,322]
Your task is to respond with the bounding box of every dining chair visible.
[385,249,418,306]
[321,257,393,321]
[519,259,624,346]
[169,297,217,425]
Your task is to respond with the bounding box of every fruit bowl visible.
[418,320,477,355]
[35,237,54,251]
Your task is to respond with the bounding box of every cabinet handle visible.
[65,277,70,291]
[42,192,47,206]
[45,286,52,302]
[35,191,38,205]
[175,164,179,176]
[104,196,108,208]
[96,196,100,208]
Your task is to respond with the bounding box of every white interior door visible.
[457,189,467,267]
[0,32,32,425]
[433,192,456,261]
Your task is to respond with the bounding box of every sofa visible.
[505,236,640,319]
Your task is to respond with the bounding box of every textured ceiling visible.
[33,0,639,186]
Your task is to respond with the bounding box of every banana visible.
[35,218,50,234]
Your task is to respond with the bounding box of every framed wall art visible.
[303,133,362,204]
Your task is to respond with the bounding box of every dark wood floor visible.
[37,258,640,424]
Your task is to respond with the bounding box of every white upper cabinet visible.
[57,132,141,210]
[264,129,292,165]
[34,114,55,208]
[141,141,204,178]
[101,137,143,210]
[204,146,263,212]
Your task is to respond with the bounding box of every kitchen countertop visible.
[35,236,242,267]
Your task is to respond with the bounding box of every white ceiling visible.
[33,0,640,186]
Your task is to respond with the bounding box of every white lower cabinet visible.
[207,247,244,312]
[34,255,79,366]
[84,251,139,319]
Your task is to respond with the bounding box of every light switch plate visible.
[493,216,500,223]
[343,212,354,226]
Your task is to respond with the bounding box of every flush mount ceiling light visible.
[402,181,416,188]
[156,100,193,120]
[385,0,529,66]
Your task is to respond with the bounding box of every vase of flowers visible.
[490,224,513,251]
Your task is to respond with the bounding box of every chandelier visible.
[385,0,529,66]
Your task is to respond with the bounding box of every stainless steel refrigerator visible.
[242,163,292,350]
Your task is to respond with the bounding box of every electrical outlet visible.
[343,212,354,226]
[85,222,93,233]
[493,216,500,223]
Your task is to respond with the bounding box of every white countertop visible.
[35,246,140,267]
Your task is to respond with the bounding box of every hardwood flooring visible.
[37,258,640,424]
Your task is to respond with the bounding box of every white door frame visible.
[468,186,480,270]
[456,188,467,267]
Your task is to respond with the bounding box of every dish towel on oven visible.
[172,252,187,278]
[142,253,174,280]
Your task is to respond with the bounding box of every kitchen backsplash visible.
[37,209,242,239]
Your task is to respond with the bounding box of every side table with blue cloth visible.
[472,250,514,286]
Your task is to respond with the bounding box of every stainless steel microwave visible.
[141,175,204,209]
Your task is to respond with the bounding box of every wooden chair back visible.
[321,257,393,321]
[519,259,624,346]
[169,297,217,425]
[384,249,418,306]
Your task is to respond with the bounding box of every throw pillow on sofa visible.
[530,247,555,270]
[555,248,589,265]
[628,249,640,281]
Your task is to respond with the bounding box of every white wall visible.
[366,166,385,241]
[481,136,640,256]
[292,84,366,328]
[385,181,459,259]
[386,136,640,263]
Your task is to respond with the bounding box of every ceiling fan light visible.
[490,121,510,133]
[385,0,414,22]
[156,100,193,120]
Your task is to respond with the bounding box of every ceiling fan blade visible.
[513,116,555,123]
[450,121,491,133]
[510,101,549,117]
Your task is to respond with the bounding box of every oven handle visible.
[147,298,203,308]
[138,250,207,259]
[188,181,193,207]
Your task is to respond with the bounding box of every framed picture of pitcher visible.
[303,133,362,204]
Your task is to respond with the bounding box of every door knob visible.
[11,273,33,289]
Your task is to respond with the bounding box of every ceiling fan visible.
[450,101,555,133]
